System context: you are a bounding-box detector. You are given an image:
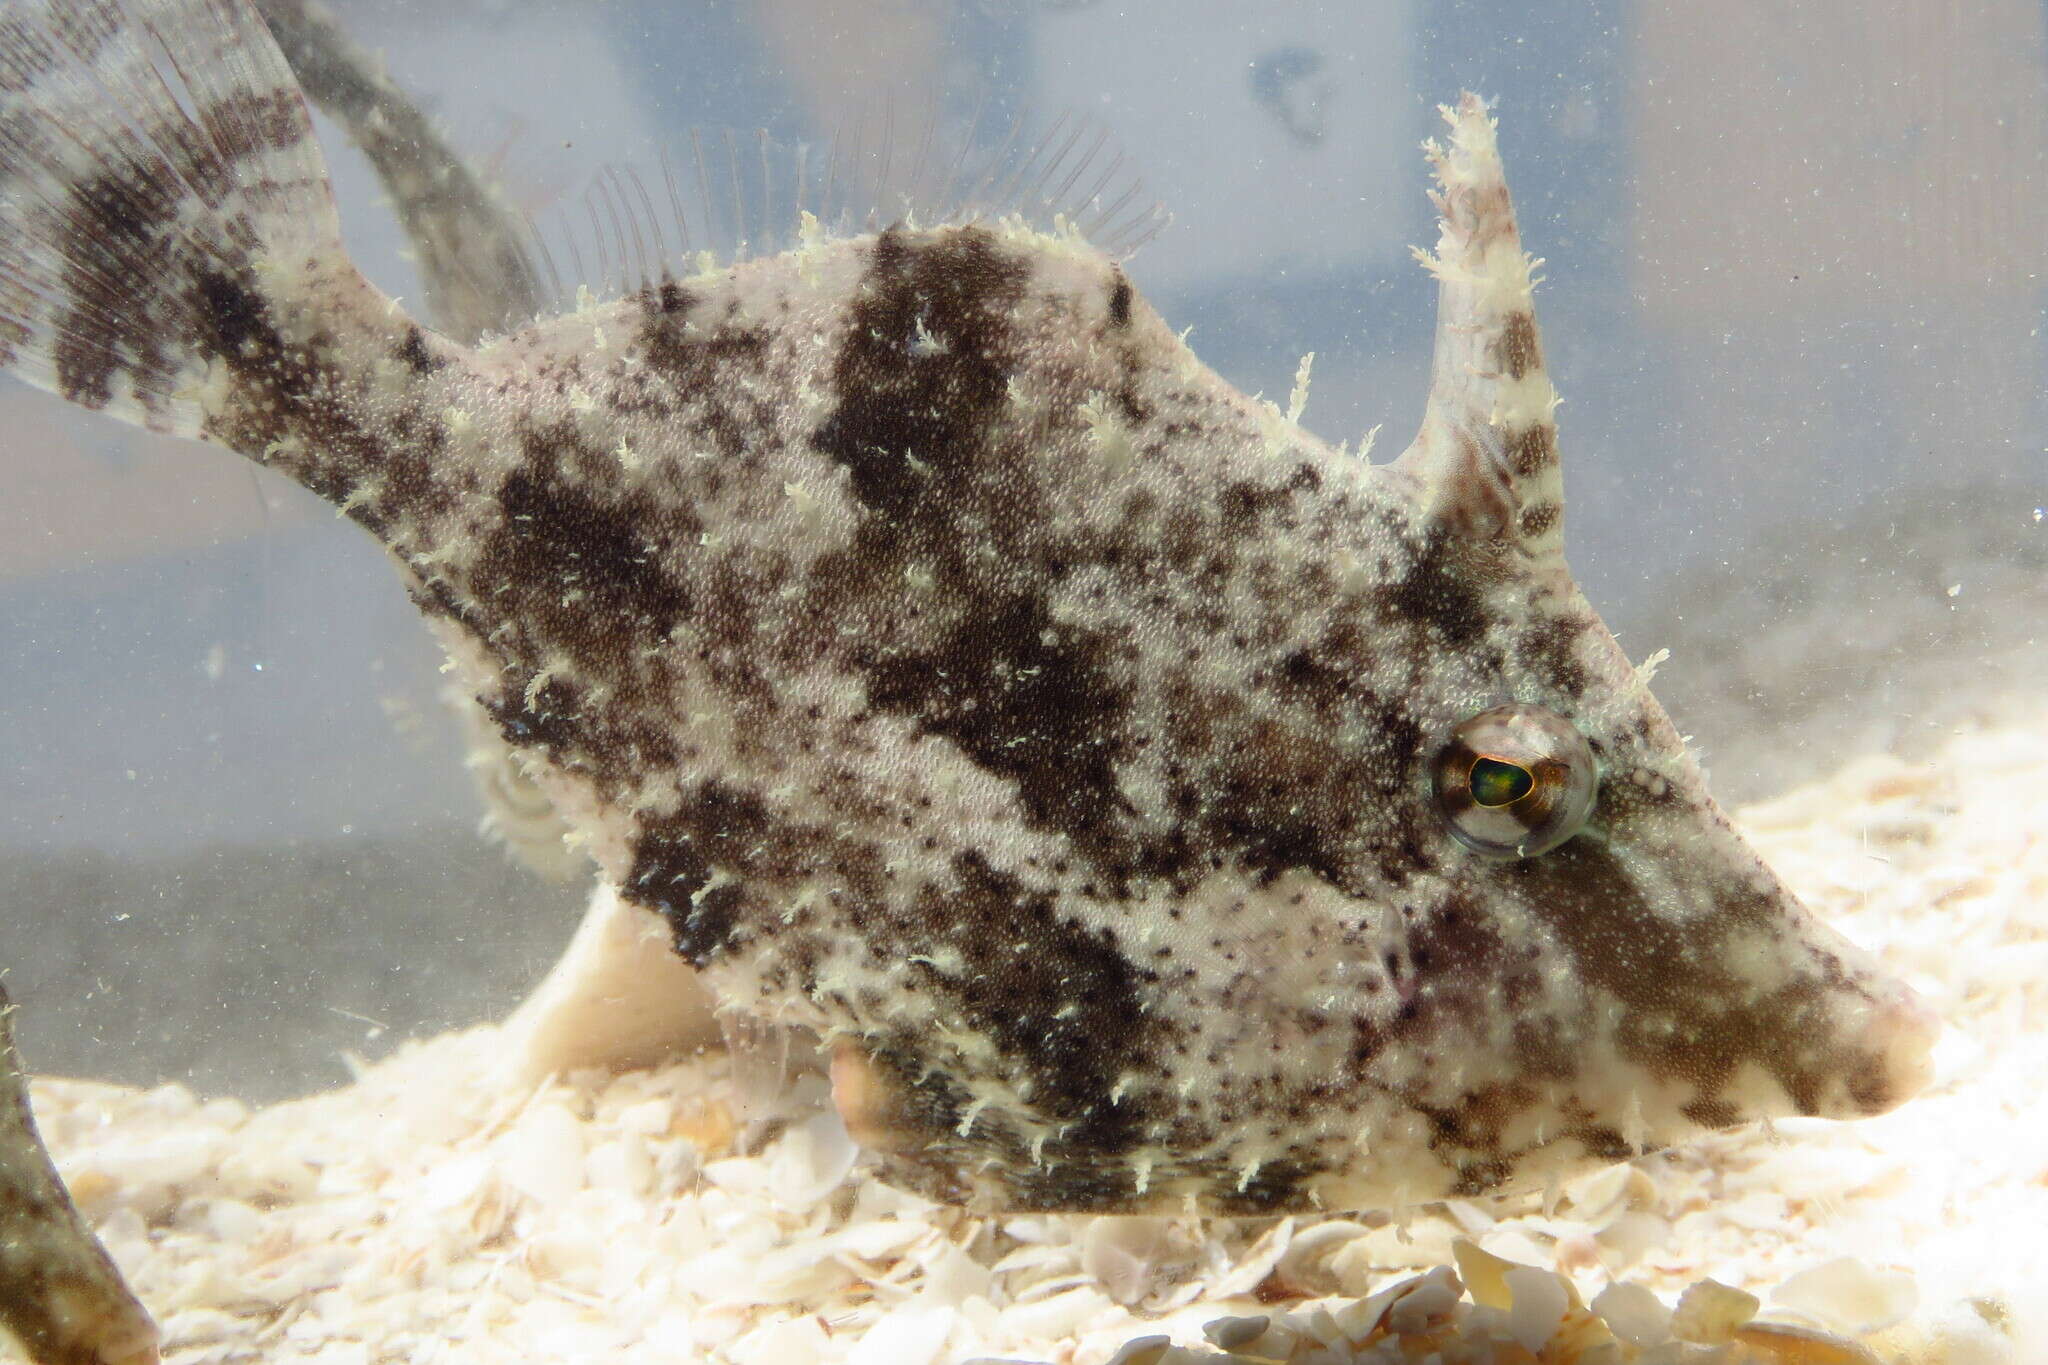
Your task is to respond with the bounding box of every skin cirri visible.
[0,0,1935,1220]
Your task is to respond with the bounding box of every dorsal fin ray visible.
[1394,94,1566,564]
[518,104,1169,316]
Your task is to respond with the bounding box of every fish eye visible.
[1433,704,1597,858]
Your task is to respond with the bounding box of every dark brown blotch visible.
[861,594,1141,883]
[495,455,688,632]
[395,324,445,374]
[627,781,885,963]
[201,87,314,158]
[52,169,184,409]
[1498,311,1541,381]
[1207,1154,1326,1216]
[634,292,772,457]
[1509,845,1841,1113]
[1517,501,1560,540]
[1218,480,1294,537]
[1506,423,1556,479]
[812,225,1031,515]
[1517,611,1589,699]
[1379,526,1489,648]
[1107,274,1133,328]
[1681,1096,1741,1128]
[911,852,1158,1149]
[628,782,774,961]
[479,675,588,765]
[654,278,692,314]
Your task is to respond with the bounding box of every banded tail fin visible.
[0,0,345,437]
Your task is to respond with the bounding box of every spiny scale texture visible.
[0,0,1935,1218]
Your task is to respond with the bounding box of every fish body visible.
[0,0,1935,1216]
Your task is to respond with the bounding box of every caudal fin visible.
[0,0,346,438]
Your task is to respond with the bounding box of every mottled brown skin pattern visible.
[0,0,1933,1217]
[376,225,1920,1213]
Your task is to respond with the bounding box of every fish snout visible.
[1836,977,1941,1117]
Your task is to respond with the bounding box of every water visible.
[0,0,2040,1124]
[2,3,2046,1361]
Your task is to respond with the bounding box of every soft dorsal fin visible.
[522,105,1167,315]
[1394,94,1566,564]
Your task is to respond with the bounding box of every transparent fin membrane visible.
[522,100,1168,310]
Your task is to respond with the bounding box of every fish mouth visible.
[1701,888,1943,1124]
[1835,979,1941,1117]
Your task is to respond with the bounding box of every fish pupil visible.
[1469,756,1534,807]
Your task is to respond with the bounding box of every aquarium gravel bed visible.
[8,695,2046,1365]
